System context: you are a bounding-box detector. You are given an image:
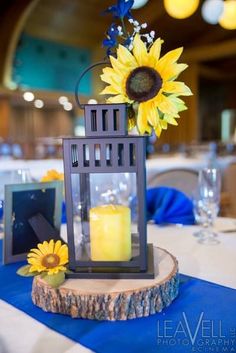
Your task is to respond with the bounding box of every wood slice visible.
[32,247,179,321]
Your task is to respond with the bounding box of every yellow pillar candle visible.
[90,204,131,261]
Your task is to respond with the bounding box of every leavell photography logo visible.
[157,312,236,352]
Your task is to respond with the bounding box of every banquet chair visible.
[147,168,199,198]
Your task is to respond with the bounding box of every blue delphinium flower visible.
[123,36,132,47]
[103,23,119,56]
[102,0,154,57]
[105,0,134,19]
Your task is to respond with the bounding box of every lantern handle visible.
[75,61,110,110]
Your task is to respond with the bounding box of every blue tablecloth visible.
[0,240,236,353]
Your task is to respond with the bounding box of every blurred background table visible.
[1,154,236,181]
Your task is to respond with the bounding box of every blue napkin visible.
[61,201,67,224]
[146,187,195,225]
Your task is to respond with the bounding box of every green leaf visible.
[40,271,48,278]
[65,269,74,274]
[42,271,65,288]
[17,265,37,277]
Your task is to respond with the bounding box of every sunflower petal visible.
[156,47,184,76]
[160,47,183,65]
[161,63,188,81]
[133,34,148,66]
[59,258,68,266]
[27,252,43,259]
[146,101,160,128]
[154,123,162,137]
[149,37,163,64]
[107,94,131,104]
[38,242,49,255]
[168,96,187,112]
[28,248,43,257]
[47,266,66,275]
[136,102,152,134]
[110,55,130,75]
[48,239,54,254]
[158,94,179,115]
[57,244,68,258]
[100,85,121,95]
[117,44,137,68]
[29,265,45,273]
[163,81,192,96]
[102,67,117,77]
[160,119,168,129]
[100,73,124,93]
[54,240,62,255]
[164,115,178,126]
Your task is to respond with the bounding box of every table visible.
[0,219,236,353]
[0,159,64,181]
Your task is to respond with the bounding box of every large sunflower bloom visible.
[27,240,68,275]
[100,34,192,136]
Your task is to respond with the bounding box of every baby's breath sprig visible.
[103,0,156,56]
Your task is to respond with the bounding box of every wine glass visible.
[197,167,221,245]
[192,195,209,238]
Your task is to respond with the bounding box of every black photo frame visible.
[3,181,63,264]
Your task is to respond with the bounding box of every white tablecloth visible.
[0,159,64,181]
[1,219,236,353]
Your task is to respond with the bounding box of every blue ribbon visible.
[0,241,235,353]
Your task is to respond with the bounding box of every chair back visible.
[147,168,199,198]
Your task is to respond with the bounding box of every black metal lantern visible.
[63,103,154,279]
[63,65,154,279]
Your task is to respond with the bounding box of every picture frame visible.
[3,181,63,264]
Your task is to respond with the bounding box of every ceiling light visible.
[58,96,68,105]
[88,99,98,104]
[63,102,73,111]
[164,0,200,19]
[219,0,236,30]
[23,91,34,102]
[201,0,224,24]
[34,99,44,109]
[132,0,149,9]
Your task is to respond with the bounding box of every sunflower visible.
[41,169,64,182]
[100,34,192,136]
[27,240,68,275]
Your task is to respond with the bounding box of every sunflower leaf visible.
[40,271,48,278]
[43,272,65,288]
[65,269,74,274]
[17,265,37,277]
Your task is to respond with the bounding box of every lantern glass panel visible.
[71,172,140,262]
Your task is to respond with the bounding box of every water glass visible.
[196,168,221,245]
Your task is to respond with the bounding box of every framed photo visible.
[3,181,63,264]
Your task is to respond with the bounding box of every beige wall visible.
[9,106,73,142]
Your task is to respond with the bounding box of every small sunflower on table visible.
[101,0,192,137]
[17,240,69,288]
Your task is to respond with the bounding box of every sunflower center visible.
[41,254,60,269]
[126,66,162,102]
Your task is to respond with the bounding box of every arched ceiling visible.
[23,0,236,54]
